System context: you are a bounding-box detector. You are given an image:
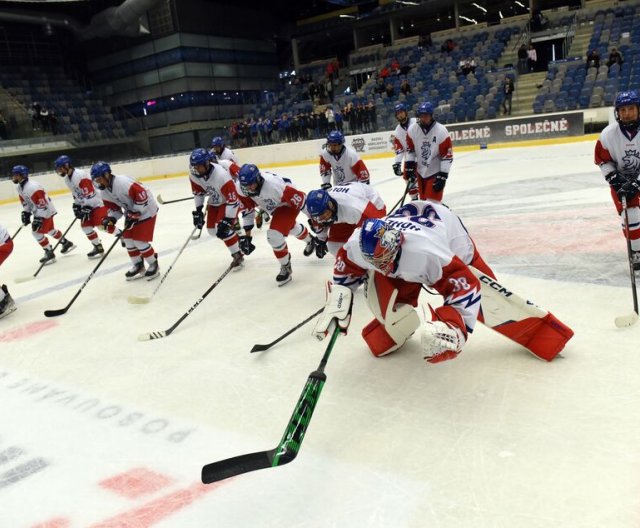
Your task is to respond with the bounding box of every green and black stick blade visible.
[202,326,340,484]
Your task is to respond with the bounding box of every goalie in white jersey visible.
[594,90,640,269]
[54,155,109,259]
[319,130,370,189]
[0,223,16,319]
[304,182,386,258]
[391,102,419,200]
[313,201,573,363]
[12,164,75,265]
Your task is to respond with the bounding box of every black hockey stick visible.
[388,179,412,214]
[16,217,78,283]
[10,225,23,240]
[201,326,341,484]
[138,262,235,340]
[615,195,639,327]
[157,194,192,205]
[44,233,122,317]
[250,307,324,352]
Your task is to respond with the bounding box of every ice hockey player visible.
[237,163,314,285]
[54,155,109,259]
[392,102,419,200]
[12,164,75,265]
[189,148,244,269]
[320,130,370,189]
[90,161,160,281]
[405,101,453,201]
[594,90,640,270]
[304,181,386,257]
[313,201,573,363]
[0,223,16,319]
[210,136,238,164]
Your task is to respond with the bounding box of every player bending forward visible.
[313,201,574,363]
[0,223,16,319]
[90,161,160,281]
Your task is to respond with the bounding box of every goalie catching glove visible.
[420,305,466,364]
[313,282,353,340]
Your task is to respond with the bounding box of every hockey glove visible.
[239,235,256,255]
[81,205,93,222]
[321,182,332,190]
[605,170,626,194]
[392,162,402,177]
[72,203,83,220]
[432,172,448,193]
[313,281,353,341]
[124,212,140,230]
[620,179,640,201]
[192,206,205,229]
[404,161,417,184]
[31,216,43,231]
[101,216,117,231]
[421,320,465,364]
[216,217,235,239]
[21,211,31,226]
[315,238,329,259]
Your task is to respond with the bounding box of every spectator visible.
[325,76,334,103]
[400,79,412,95]
[517,44,529,74]
[379,65,391,80]
[418,34,432,48]
[385,83,395,98]
[441,39,456,53]
[586,49,600,69]
[530,9,548,32]
[607,47,624,68]
[502,76,515,116]
[49,111,58,135]
[325,106,336,131]
[459,58,476,76]
[527,45,537,72]
[375,77,386,95]
[390,57,401,76]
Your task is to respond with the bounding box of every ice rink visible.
[0,138,639,528]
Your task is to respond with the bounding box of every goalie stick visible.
[615,196,639,327]
[201,326,341,484]
[44,233,122,317]
[157,194,192,205]
[250,307,324,352]
[138,261,234,340]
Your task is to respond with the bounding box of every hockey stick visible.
[138,262,234,340]
[615,195,639,327]
[16,217,78,283]
[128,225,199,304]
[388,179,412,214]
[44,233,122,317]
[250,307,324,352]
[157,194,192,205]
[201,326,341,484]
[10,225,23,240]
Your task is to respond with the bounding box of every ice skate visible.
[231,251,244,271]
[303,236,317,257]
[60,238,76,254]
[0,285,16,320]
[632,251,640,271]
[144,257,160,281]
[39,248,56,265]
[276,257,292,286]
[87,243,104,259]
[125,260,146,281]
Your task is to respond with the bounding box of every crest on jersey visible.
[420,141,432,165]
[622,149,640,174]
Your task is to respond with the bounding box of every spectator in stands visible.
[335,108,344,133]
[527,44,537,72]
[40,107,49,133]
[375,77,386,95]
[418,34,432,48]
[325,76,334,103]
[586,49,600,70]
[325,106,336,131]
[385,83,395,98]
[379,65,391,80]
[459,58,476,76]
[367,102,377,132]
[348,103,357,135]
[517,44,529,74]
[607,47,624,68]
[400,79,412,95]
[530,9,548,32]
[49,111,58,135]
[441,39,456,53]
[0,111,7,140]
[390,58,401,76]
[502,76,515,116]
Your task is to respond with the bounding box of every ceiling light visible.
[472,3,487,13]
[339,14,355,18]
[395,0,419,5]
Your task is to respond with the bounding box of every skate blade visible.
[0,304,17,319]
[277,276,292,287]
[126,273,147,282]
[145,272,160,282]
[61,244,76,255]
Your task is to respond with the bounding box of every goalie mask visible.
[359,218,404,275]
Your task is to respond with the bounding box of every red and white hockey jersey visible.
[100,174,158,222]
[189,163,240,219]
[63,168,104,209]
[237,171,306,215]
[393,117,417,164]
[16,179,57,219]
[0,223,9,243]
[215,147,238,164]
[334,201,480,334]
[320,145,370,186]
[406,121,453,179]
[594,122,640,180]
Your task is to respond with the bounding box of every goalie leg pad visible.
[364,270,421,323]
[362,303,420,357]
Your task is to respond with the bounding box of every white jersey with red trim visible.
[189,163,239,219]
[16,179,57,218]
[237,170,305,214]
[217,147,238,164]
[100,174,158,222]
[406,120,453,178]
[305,182,385,226]
[63,168,104,209]
[393,117,417,164]
[0,223,9,243]
[335,201,480,333]
[320,145,370,186]
[594,122,640,180]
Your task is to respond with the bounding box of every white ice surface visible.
[0,139,639,528]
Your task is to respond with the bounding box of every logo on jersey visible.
[351,138,365,152]
[622,149,640,175]
[263,198,277,211]
[333,166,346,184]
[420,141,432,165]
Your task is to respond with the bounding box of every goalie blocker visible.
[361,268,573,362]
